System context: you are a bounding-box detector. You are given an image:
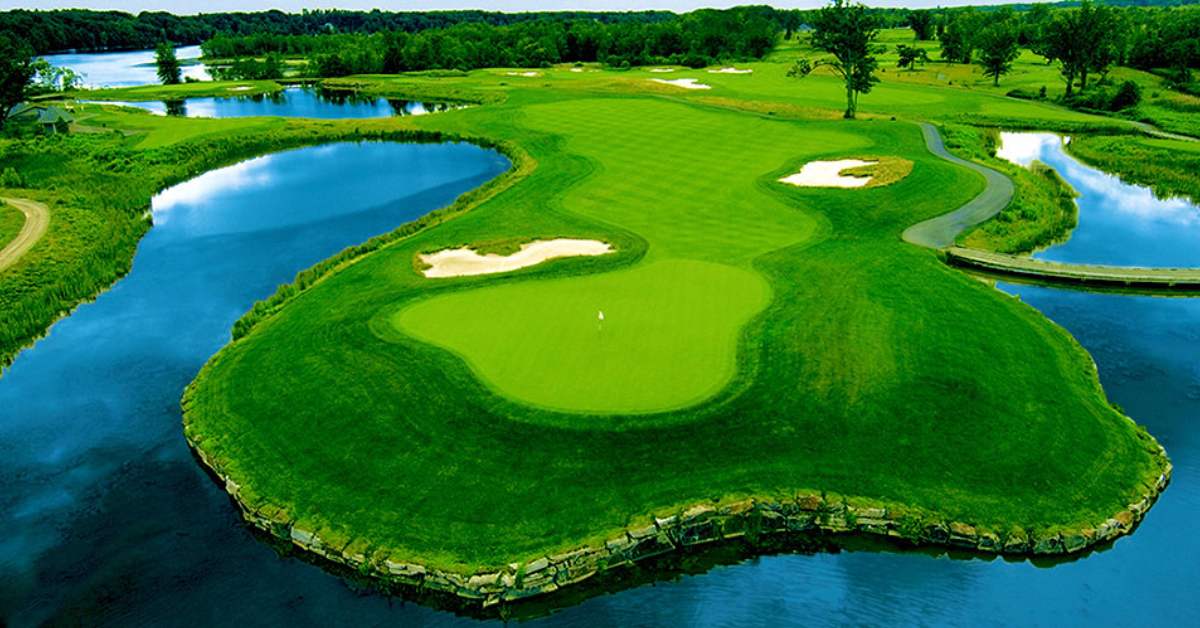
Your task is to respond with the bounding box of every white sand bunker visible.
[649,67,676,73]
[419,239,613,278]
[650,78,711,90]
[227,86,254,91]
[570,67,584,73]
[708,67,752,74]
[779,159,879,188]
[505,71,541,77]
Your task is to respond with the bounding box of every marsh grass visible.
[943,124,1080,254]
[1069,134,1200,204]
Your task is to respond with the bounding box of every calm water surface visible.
[41,45,208,88]
[96,86,458,119]
[996,131,1200,267]
[0,141,509,626]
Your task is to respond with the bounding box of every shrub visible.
[1110,80,1142,111]
[1006,87,1043,101]
[1,167,23,187]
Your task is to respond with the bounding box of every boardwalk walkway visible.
[947,247,1200,290]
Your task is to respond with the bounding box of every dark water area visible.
[0,141,509,626]
[94,86,460,120]
[996,131,1200,267]
[41,46,209,88]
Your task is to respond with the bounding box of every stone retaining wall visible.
[186,433,1171,610]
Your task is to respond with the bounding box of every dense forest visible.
[2,9,678,55]
[205,8,784,74]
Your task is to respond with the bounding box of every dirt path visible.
[0,197,50,272]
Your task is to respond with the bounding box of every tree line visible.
[1,8,677,55]
[205,8,784,77]
[791,0,1198,119]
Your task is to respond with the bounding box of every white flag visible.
[598,310,605,321]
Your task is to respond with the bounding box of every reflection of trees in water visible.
[315,87,377,106]
[156,88,456,118]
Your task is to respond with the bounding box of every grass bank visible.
[1068,134,1200,204]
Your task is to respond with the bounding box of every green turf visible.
[183,76,1164,572]
[396,259,769,413]
[0,201,22,252]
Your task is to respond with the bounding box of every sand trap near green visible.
[394,259,769,414]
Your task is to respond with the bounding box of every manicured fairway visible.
[182,69,1166,575]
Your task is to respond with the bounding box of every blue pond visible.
[96,86,460,119]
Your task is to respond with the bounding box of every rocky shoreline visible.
[185,429,1170,610]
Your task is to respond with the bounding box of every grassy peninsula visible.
[178,67,1167,581]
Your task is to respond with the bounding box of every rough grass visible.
[0,200,21,251]
[183,84,1161,573]
[842,156,914,188]
[1068,134,1200,204]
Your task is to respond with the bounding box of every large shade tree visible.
[789,0,880,120]
[0,35,35,127]
[976,17,1021,86]
[1044,0,1120,96]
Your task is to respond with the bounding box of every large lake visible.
[0,51,1197,625]
[41,45,209,88]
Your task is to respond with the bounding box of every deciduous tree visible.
[976,19,1020,86]
[0,35,34,127]
[791,0,880,119]
[155,42,182,85]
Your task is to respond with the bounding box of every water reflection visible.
[0,142,509,625]
[40,45,208,88]
[95,87,459,120]
[996,131,1200,267]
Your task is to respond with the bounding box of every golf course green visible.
[168,60,1176,607]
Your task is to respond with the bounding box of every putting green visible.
[394,259,769,413]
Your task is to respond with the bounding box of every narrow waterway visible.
[0,141,509,626]
[996,131,1200,267]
